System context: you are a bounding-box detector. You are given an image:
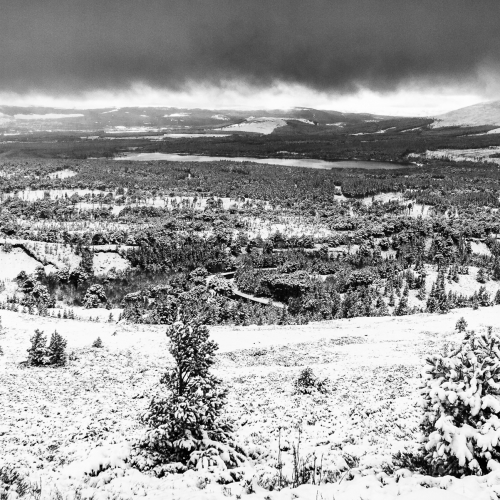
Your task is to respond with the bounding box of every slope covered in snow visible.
[2,306,500,499]
[431,100,500,128]
[218,117,288,134]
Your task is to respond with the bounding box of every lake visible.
[115,152,407,170]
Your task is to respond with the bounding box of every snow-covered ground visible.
[47,169,77,180]
[0,240,81,271]
[218,118,287,135]
[93,252,130,275]
[409,147,500,166]
[163,133,231,138]
[0,247,41,280]
[431,101,500,128]
[2,307,500,499]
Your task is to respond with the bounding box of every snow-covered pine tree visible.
[394,291,410,316]
[455,317,468,333]
[421,326,500,476]
[27,329,48,366]
[477,267,488,284]
[477,286,491,307]
[92,336,103,348]
[47,331,67,366]
[426,271,449,313]
[417,279,426,301]
[375,296,389,316]
[134,318,248,476]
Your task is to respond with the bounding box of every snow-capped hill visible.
[431,100,500,128]
[218,117,288,134]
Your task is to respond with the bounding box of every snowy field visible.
[2,307,500,499]
[0,247,41,280]
[218,118,287,134]
[93,252,130,275]
[47,169,78,180]
[409,148,500,166]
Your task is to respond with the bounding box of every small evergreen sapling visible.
[92,336,103,348]
[394,286,410,316]
[417,280,426,301]
[477,267,488,284]
[294,367,328,395]
[47,331,67,366]
[27,329,48,366]
[455,317,468,333]
[134,319,248,475]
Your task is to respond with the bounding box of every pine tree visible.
[27,329,48,366]
[47,331,67,366]
[472,295,479,310]
[455,317,467,333]
[134,319,247,474]
[447,267,453,282]
[477,286,491,307]
[417,280,427,301]
[394,293,409,316]
[92,336,103,348]
[421,326,500,476]
[427,272,449,313]
[375,296,389,316]
[477,267,487,284]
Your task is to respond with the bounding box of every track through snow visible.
[1,308,500,499]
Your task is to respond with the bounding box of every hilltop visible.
[431,100,500,129]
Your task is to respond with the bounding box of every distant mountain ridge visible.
[431,101,500,128]
[0,105,384,133]
[4,101,500,134]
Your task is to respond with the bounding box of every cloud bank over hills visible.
[1,0,500,102]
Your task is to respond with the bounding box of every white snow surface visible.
[92,252,130,275]
[2,307,500,498]
[0,247,41,280]
[431,101,500,128]
[219,117,287,134]
[47,169,77,179]
[409,147,500,166]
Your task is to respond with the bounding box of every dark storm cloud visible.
[1,0,500,95]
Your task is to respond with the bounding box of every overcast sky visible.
[1,0,499,115]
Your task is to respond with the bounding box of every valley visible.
[1,102,500,500]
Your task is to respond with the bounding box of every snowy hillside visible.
[431,100,500,128]
[2,307,500,499]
